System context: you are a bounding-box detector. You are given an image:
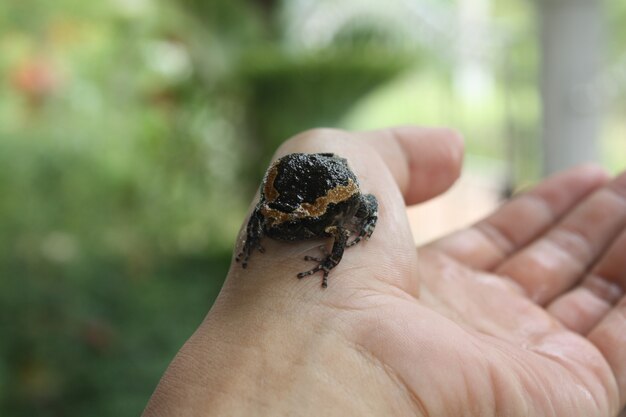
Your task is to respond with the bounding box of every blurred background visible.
[1,0,625,415]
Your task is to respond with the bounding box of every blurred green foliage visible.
[0,1,240,414]
[243,49,407,177]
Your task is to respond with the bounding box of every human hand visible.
[144,127,626,416]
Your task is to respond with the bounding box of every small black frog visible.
[236,153,378,288]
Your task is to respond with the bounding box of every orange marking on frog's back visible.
[263,161,280,202]
[260,179,358,226]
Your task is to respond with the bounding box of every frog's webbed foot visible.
[347,193,378,248]
[298,227,349,288]
[297,262,334,288]
[236,208,264,268]
[236,242,265,268]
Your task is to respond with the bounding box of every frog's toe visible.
[297,265,330,288]
[237,255,249,268]
[297,255,338,288]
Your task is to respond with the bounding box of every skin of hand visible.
[143,127,626,417]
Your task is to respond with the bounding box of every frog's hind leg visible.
[235,207,265,268]
[298,226,350,288]
[347,193,378,247]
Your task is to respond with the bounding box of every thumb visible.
[229,126,464,298]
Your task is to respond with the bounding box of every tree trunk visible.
[539,0,604,175]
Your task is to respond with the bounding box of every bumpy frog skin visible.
[236,153,378,288]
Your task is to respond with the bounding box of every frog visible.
[236,152,378,288]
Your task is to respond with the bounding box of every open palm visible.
[406,170,626,416]
[273,127,625,416]
[144,127,625,417]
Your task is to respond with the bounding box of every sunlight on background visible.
[1,0,625,415]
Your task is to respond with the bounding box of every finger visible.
[361,126,464,205]
[547,228,626,334]
[426,164,608,270]
[587,294,626,411]
[282,126,464,205]
[495,171,626,304]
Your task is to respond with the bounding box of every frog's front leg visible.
[236,207,265,268]
[298,226,350,288]
[347,193,378,247]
